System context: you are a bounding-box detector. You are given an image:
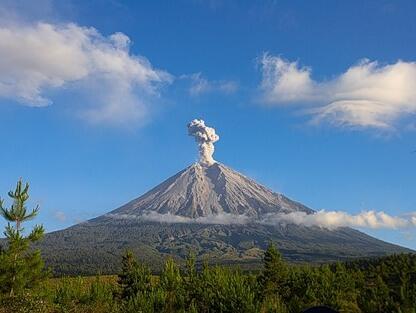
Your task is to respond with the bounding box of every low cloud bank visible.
[260,210,416,230]
[106,212,251,225]
[106,210,416,230]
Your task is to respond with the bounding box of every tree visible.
[118,250,152,299]
[258,243,289,298]
[0,179,47,297]
[160,257,184,312]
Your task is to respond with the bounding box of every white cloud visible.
[106,210,416,230]
[260,55,315,103]
[106,212,251,225]
[185,73,238,96]
[0,22,172,125]
[53,210,66,222]
[260,210,416,230]
[259,54,416,129]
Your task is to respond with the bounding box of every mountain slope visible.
[107,162,312,219]
[37,162,413,275]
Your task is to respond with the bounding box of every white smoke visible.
[106,210,416,230]
[187,119,219,166]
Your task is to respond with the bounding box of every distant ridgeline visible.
[38,162,412,276]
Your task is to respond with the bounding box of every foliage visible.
[51,276,118,313]
[0,247,415,312]
[118,250,152,300]
[258,243,289,298]
[112,246,416,313]
[0,179,48,298]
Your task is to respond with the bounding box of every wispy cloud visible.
[183,73,238,96]
[53,210,67,222]
[106,210,416,230]
[259,54,416,129]
[0,21,172,125]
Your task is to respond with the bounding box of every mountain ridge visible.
[36,162,413,275]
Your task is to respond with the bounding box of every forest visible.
[0,181,415,313]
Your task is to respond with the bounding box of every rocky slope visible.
[107,162,313,219]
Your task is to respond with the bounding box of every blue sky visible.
[0,0,415,249]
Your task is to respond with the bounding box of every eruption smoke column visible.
[187,119,219,166]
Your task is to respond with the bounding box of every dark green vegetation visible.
[0,180,415,312]
[1,245,416,312]
[38,218,411,276]
[0,180,48,297]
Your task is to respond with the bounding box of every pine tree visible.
[0,179,47,297]
[258,243,289,298]
[118,250,152,299]
[160,257,184,312]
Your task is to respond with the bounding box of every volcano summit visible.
[107,162,312,221]
[38,120,411,275]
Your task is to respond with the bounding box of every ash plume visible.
[187,119,219,166]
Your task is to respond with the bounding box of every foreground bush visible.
[115,247,416,313]
[1,249,415,312]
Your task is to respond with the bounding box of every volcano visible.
[38,162,411,275]
[37,119,413,275]
[108,162,313,219]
